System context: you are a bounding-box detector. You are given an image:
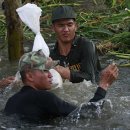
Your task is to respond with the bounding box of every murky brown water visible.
[0,46,130,130]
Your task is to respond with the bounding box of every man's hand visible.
[54,65,70,80]
[99,63,119,90]
[45,57,59,69]
[0,76,15,88]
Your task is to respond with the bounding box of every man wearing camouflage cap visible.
[50,5,101,83]
[4,50,118,122]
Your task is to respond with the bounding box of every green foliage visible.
[0,0,130,53]
[126,0,130,9]
[110,32,130,46]
[105,0,128,9]
[109,31,130,53]
[23,26,35,40]
[0,15,6,38]
[76,9,130,41]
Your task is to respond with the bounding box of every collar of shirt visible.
[54,35,80,55]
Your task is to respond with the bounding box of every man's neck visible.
[24,82,38,90]
[58,41,72,56]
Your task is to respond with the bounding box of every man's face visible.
[52,19,77,44]
[30,70,52,90]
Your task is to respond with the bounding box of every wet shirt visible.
[4,86,106,121]
[50,36,101,83]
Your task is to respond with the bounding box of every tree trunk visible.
[4,0,24,61]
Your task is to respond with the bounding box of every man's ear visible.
[25,72,34,82]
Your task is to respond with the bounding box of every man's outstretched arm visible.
[68,63,119,118]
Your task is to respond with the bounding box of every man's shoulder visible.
[75,36,93,47]
[37,89,57,98]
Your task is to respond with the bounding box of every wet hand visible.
[54,65,70,80]
[99,63,119,90]
[0,76,15,88]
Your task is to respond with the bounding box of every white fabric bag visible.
[16,3,63,89]
[16,3,49,57]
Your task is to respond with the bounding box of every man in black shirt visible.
[4,50,118,122]
[50,5,101,83]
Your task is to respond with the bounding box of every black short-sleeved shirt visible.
[50,36,101,83]
[4,86,106,121]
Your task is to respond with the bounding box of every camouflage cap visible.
[51,5,76,23]
[19,50,57,72]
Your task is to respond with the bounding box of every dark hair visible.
[20,64,32,82]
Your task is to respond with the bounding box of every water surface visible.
[0,48,130,130]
